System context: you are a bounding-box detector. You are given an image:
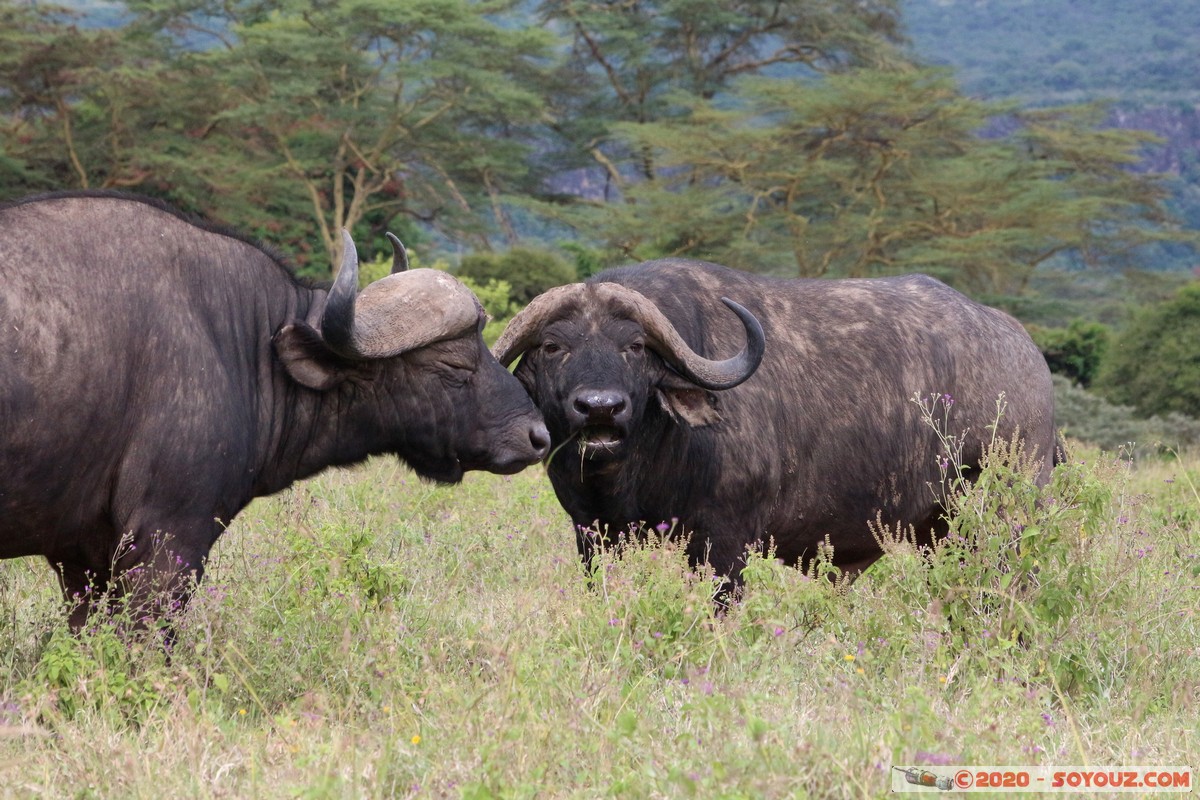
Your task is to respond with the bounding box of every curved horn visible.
[321,229,362,358]
[492,283,587,367]
[385,231,409,273]
[592,284,764,390]
[492,282,765,390]
[322,230,481,360]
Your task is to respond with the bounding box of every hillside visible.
[903,0,1200,269]
[902,0,1197,104]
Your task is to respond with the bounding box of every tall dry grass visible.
[1,445,1196,798]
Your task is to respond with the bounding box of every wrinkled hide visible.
[496,259,1057,582]
[0,192,548,626]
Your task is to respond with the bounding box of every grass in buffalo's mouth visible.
[0,447,1197,799]
[580,425,623,447]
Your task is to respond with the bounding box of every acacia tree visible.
[568,68,1187,294]
[526,0,1190,294]
[533,0,906,191]
[0,1,206,196]
[119,0,554,268]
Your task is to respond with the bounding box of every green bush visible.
[558,241,615,279]
[456,247,576,306]
[1052,375,1200,456]
[1094,282,1200,418]
[1028,320,1110,387]
[863,392,1129,697]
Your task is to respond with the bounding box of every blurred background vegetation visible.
[1,0,1197,452]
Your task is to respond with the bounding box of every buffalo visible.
[493,258,1058,583]
[0,191,549,626]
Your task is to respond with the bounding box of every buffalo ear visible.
[656,385,722,427]
[274,322,354,391]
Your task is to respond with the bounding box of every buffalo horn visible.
[320,229,362,358]
[493,282,764,390]
[490,283,578,366]
[385,231,410,273]
[321,230,480,360]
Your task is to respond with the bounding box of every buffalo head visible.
[492,282,763,462]
[275,231,550,482]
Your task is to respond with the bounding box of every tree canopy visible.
[566,71,1176,293]
[0,0,1193,289]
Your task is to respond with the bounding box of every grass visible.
[1,446,1197,799]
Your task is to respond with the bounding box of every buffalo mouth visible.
[578,424,626,456]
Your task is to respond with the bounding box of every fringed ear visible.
[656,386,722,427]
[273,322,355,391]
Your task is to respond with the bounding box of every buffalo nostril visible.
[573,391,628,421]
[529,422,551,457]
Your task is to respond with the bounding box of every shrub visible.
[862,392,1130,698]
[1052,375,1200,456]
[558,241,614,279]
[456,247,576,306]
[1094,282,1200,418]
[1027,320,1110,387]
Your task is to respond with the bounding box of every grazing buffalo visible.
[493,258,1058,582]
[0,192,549,626]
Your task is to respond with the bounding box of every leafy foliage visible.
[456,246,576,306]
[0,0,556,271]
[1028,320,1111,387]
[1095,283,1200,418]
[571,71,1185,293]
[0,1,205,198]
[861,394,1126,700]
[34,623,169,722]
[0,0,1192,290]
[1052,375,1200,457]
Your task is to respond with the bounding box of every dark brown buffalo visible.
[494,258,1058,582]
[0,192,549,626]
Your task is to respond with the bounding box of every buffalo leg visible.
[52,559,110,632]
[107,526,214,629]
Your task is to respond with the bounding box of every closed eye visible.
[438,363,474,387]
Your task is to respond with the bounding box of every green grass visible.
[1,448,1197,799]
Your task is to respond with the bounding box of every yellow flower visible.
[238,708,247,716]
[939,676,948,683]
[843,653,856,661]
[411,735,421,745]
[856,667,865,675]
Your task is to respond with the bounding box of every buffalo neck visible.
[251,284,360,497]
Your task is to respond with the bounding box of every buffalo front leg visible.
[107,525,217,630]
[52,559,111,632]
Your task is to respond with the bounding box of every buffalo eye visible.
[541,341,562,356]
[625,341,644,355]
[436,361,474,388]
